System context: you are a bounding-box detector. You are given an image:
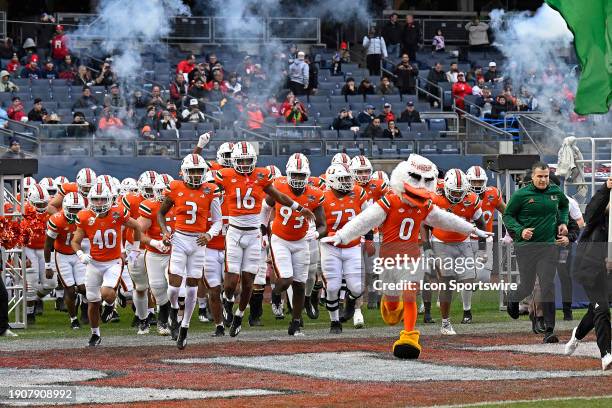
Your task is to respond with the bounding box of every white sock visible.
[329,309,339,321]
[442,318,450,325]
[181,286,198,328]
[168,285,180,309]
[133,292,148,320]
[91,327,100,336]
[235,309,244,317]
[198,297,207,308]
[461,290,472,311]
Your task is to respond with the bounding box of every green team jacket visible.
[503,183,569,244]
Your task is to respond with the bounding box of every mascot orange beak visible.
[401,182,432,206]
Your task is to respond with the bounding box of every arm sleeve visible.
[261,200,273,225]
[502,191,525,237]
[362,36,370,48]
[205,198,223,237]
[381,38,388,58]
[336,203,387,244]
[424,205,474,234]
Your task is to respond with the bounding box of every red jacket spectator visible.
[452,74,473,110]
[176,55,196,74]
[6,55,20,75]
[7,100,26,122]
[265,99,281,118]
[50,26,69,61]
[204,80,228,93]
[169,74,188,103]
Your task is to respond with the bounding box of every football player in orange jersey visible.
[137,174,175,336]
[48,168,96,214]
[324,155,491,358]
[428,169,487,334]
[260,155,327,335]
[71,182,143,347]
[158,154,222,349]
[214,141,314,337]
[24,185,52,324]
[349,155,389,328]
[316,163,369,334]
[45,192,86,329]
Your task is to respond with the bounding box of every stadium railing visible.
[0,120,40,157]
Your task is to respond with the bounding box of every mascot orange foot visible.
[381,293,421,359]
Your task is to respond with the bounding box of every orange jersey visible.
[431,191,482,243]
[139,199,175,254]
[322,185,367,248]
[47,211,77,254]
[214,167,273,217]
[308,175,326,189]
[206,160,223,171]
[359,178,389,206]
[479,186,502,233]
[270,179,325,241]
[58,182,78,197]
[23,204,49,249]
[377,192,434,257]
[165,180,220,233]
[121,193,144,245]
[76,205,131,262]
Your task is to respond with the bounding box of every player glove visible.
[197,132,211,148]
[150,239,169,252]
[472,227,494,239]
[304,229,319,241]
[320,234,343,246]
[76,250,92,264]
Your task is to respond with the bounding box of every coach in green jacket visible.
[503,162,569,343]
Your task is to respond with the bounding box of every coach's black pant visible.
[366,54,382,76]
[575,267,611,357]
[288,81,307,96]
[510,244,559,331]
[0,275,9,335]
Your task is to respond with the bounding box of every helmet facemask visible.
[287,171,309,189]
[233,157,256,174]
[353,168,372,185]
[469,179,486,195]
[183,168,205,187]
[88,196,111,215]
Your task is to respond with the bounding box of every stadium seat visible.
[346,94,364,105]
[308,95,328,104]
[321,129,339,139]
[329,95,346,105]
[428,118,447,132]
[310,103,331,115]
[338,130,356,140]
[179,129,197,139]
[196,122,214,133]
[158,129,179,140]
[410,122,427,132]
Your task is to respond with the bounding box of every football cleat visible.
[506,300,520,320]
[157,322,170,336]
[602,353,612,371]
[423,314,435,324]
[110,310,120,323]
[117,290,127,308]
[137,318,150,335]
[212,325,225,337]
[288,319,304,336]
[198,307,210,323]
[440,321,456,335]
[147,312,157,326]
[248,314,263,327]
[177,327,188,350]
[330,320,342,334]
[101,304,114,323]
[88,333,101,347]
[70,319,81,330]
[222,298,234,327]
[461,310,472,324]
[0,329,18,337]
[353,308,364,329]
[565,327,580,356]
[229,315,242,337]
[304,296,318,320]
[169,308,180,341]
[271,293,284,320]
[543,331,559,343]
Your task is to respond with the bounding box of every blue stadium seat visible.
[428,118,447,132]
[410,122,427,132]
[346,94,364,105]
[158,129,179,140]
[338,130,356,140]
[329,95,346,105]
[321,129,339,139]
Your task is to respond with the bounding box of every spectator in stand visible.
[40,59,58,79]
[284,97,308,124]
[305,54,318,95]
[377,102,396,123]
[341,77,358,96]
[0,38,17,60]
[0,70,19,92]
[358,78,376,95]
[1,138,25,158]
[207,80,227,104]
[188,77,207,103]
[0,105,9,127]
[163,101,180,123]
[426,62,448,107]
[50,25,69,66]
[484,61,502,83]
[446,62,460,84]
[169,73,188,105]
[44,112,61,125]
[20,38,37,65]
[104,84,127,111]
[182,99,206,123]
[265,95,281,118]
[476,87,495,117]
[140,125,156,141]
[225,73,242,95]
[357,105,376,124]
[382,13,402,58]
[146,85,166,109]
[502,86,518,109]
[205,69,228,93]
[241,55,255,77]
[383,120,402,139]
[187,61,207,84]
[363,27,387,76]
[245,102,265,131]
[331,108,360,132]
[330,50,343,76]
[132,90,151,109]
[398,101,422,124]
[364,117,384,139]
[6,53,21,76]
[58,55,77,80]
[20,55,41,79]
[72,86,100,113]
[452,72,472,111]
[465,17,490,51]
[68,112,96,137]
[177,54,196,76]
[378,76,397,95]
[517,86,538,111]
[288,51,309,96]
[394,53,418,95]
[74,65,93,88]
[401,14,422,63]
[432,29,445,53]
[138,106,158,131]
[27,99,48,122]
[207,53,222,72]
[95,59,117,87]
[98,106,124,131]
[472,77,487,96]
[485,95,513,120]
[7,97,26,121]
[158,109,180,131]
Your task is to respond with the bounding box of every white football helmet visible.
[266,165,282,179]
[27,184,50,213]
[331,152,351,166]
[217,142,235,167]
[97,175,118,201]
[138,170,159,200]
[349,155,373,185]
[286,155,311,189]
[120,177,139,195]
[54,175,69,186]
[62,192,85,222]
[76,168,97,197]
[326,163,354,193]
[466,166,488,195]
[288,153,310,167]
[372,170,389,185]
[22,176,36,193]
[181,154,208,187]
[444,168,470,204]
[87,182,113,215]
[38,177,58,197]
[231,141,257,174]
[159,173,174,188]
